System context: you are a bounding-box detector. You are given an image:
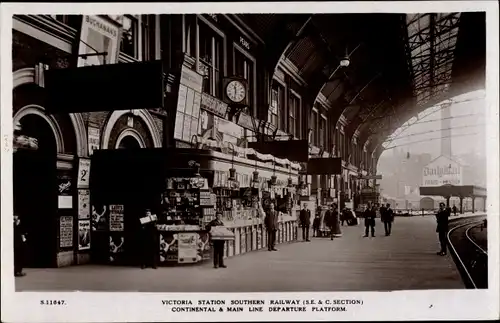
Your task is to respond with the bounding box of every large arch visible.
[101,109,162,149]
[115,129,147,149]
[13,68,89,157]
[13,105,64,154]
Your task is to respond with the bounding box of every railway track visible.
[447,215,488,289]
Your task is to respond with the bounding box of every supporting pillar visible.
[459,196,464,214]
[483,197,487,212]
[445,196,451,208]
[472,197,475,214]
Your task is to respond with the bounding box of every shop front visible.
[89,147,301,266]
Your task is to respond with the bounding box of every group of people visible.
[363,202,395,237]
[299,203,342,241]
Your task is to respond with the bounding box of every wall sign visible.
[422,155,463,187]
[109,204,124,231]
[77,158,91,188]
[177,232,198,263]
[78,220,91,250]
[78,189,91,219]
[237,112,255,131]
[88,126,100,156]
[58,173,72,209]
[239,36,251,50]
[59,216,73,248]
[77,15,120,67]
[201,93,228,118]
[179,66,204,93]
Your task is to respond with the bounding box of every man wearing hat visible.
[435,202,450,256]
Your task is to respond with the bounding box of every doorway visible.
[13,114,58,267]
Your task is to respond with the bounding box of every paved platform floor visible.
[15,216,464,292]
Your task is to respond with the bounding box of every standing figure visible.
[452,205,458,216]
[312,214,321,237]
[206,212,226,269]
[299,204,311,242]
[139,209,158,269]
[325,203,341,240]
[436,202,450,256]
[363,203,376,237]
[13,215,26,277]
[382,203,394,236]
[265,202,279,251]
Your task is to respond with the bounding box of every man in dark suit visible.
[363,203,376,237]
[436,202,450,256]
[139,209,158,269]
[381,203,394,236]
[265,202,279,251]
[299,204,311,242]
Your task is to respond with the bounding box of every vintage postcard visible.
[1,1,499,322]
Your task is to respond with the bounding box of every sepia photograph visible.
[1,1,499,322]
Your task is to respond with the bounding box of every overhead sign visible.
[249,140,309,163]
[45,60,164,113]
[77,15,120,67]
[306,157,342,175]
[422,155,462,187]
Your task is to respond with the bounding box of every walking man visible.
[299,204,311,242]
[382,203,394,236]
[436,202,450,256]
[363,203,376,237]
[265,202,279,251]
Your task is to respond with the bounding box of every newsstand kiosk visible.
[89,148,216,266]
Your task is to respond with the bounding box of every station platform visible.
[15,216,466,292]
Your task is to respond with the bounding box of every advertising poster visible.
[77,15,120,67]
[88,126,100,156]
[109,204,124,231]
[78,189,90,219]
[198,231,211,261]
[422,155,463,186]
[109,233,125,263]
[78,220,91,250]
[240,228,247,254]
[159,231,178,263]
[91,205,108,231]
[59,215,73,248]
[77,158,91,188]
[177,232,198,264]
[58,173,72,209]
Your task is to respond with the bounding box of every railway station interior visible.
[10,12,489,291]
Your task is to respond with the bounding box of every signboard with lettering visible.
[88,126,100,156]
[109,204,124,231]
[59,215,73,248]
[77,158,91,188]
[58,173,72,209]
[77,16,120,67]
[179,66,204,93]
[237,112,256,131]
[422,155,463,187]
[201,93,228,118]
[78,220,91,250]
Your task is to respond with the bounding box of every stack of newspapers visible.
[210,226,235,241]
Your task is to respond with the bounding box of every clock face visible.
[226,80,246,103]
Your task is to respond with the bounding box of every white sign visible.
[88,126,100,156]
[77,158,91,188]
[78,16,120,67]
[177,233,198,264]
[109,204,124,231]
[422,155,463,187]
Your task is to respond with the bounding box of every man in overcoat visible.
[299,204,311,242]
[265,202,279,251]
